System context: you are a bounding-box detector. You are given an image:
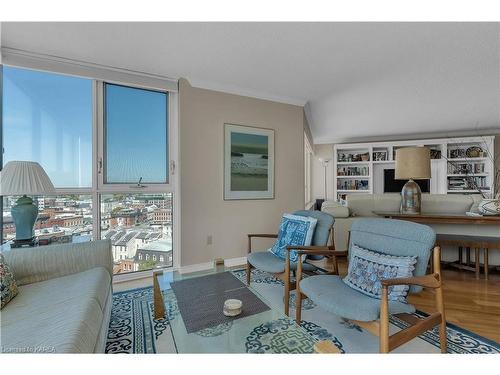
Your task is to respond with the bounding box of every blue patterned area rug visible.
[105,269,500,354]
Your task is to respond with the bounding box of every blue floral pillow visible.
[269,214,318,262]
[343,244,417,302]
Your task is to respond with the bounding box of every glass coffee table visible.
[153,266,338,353]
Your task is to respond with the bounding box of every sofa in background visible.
[322,193,500,265]
[1,240,113,353]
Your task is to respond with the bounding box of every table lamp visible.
[0,161,55,244]
[395,147,431,214]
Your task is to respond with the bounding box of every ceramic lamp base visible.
[11,195,39,241]
[400,179,422,214]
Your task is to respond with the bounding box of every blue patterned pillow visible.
[343,244,417,302]
[269,214,318,262]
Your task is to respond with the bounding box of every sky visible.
[2,66,168,188]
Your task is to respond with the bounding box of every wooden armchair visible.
[246,210,336,316]
[295,218,447,353]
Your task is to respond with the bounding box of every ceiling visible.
[2,22,499,143]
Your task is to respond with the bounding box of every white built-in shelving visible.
[333,136,495,202]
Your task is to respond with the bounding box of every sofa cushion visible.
[0,253,19,309]
[300,275,415,322]
[1,290,103,353]
[2,267,111,315]
[269,214,317,262]
[321,201,350,218]
[3,240,113,286]
[421,194,474,214]
[0,267,111,353]
[343,244,417,302]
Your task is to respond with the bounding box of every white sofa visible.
[322,193,500,265]
[1,240,113,353]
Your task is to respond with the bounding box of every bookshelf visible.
[333,136,495,202]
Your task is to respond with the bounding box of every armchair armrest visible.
[286,246,348,257]
[247,233,278,254]
[381,273,441,289]
[247,234,278,239]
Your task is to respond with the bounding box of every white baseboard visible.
[179,256,247,274]
[224,256,247,268]
[178,261,214,274]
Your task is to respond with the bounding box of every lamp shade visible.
[395,147,431,180]
[0,161,56,195]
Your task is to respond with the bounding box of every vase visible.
[478,199,500,216]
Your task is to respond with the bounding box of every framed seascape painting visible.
[224,123,275,200]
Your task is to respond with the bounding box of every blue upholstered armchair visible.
[246,210,338,316]
[295,218,447,353]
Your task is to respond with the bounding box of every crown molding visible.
[188,77,307,107]
[1,47,179,91]
[313,127,500,145]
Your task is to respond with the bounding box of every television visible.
[384,169,430,193]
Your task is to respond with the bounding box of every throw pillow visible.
[343,244,417,302]
[1,253,19,309]
[269,214,318,263]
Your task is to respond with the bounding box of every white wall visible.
[179,79,305,267]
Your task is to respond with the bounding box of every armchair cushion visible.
[247,251,317,274]
[269,214,317,262]
[343,244,417,302]
[300,275,415,322]
[349,218,435,293]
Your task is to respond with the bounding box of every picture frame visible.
[224,123,275,200]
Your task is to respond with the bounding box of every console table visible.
[373,211,500,225]
[373,211,500,279]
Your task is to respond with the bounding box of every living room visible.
[1,1,499,373]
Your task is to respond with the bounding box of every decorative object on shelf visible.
[360,153,370,161]
[318,158,331,200]
[478,199,500,216]
[395,147,431,214]
[224,124,274,200]
[430,149,442,159]
[444,139,498,199]
[0,161,56,244]
[223,299,243,317]
[466,146,483,158]
[373,151,387,161]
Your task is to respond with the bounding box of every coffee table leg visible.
[154,273,166,319]
[484,248,489,281]
[474,248,480,280]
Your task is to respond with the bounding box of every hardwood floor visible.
[408,268,500,343]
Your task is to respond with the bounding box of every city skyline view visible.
[2,193,173,274]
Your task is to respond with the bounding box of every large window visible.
[1,66,176,276]
[3,66,92,188]
[104,84,168,184]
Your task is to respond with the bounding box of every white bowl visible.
[223,299,242,316]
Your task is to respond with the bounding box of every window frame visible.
[96,80,175,193]
[1,61,180,275]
